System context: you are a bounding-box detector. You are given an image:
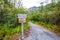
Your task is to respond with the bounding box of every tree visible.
[18,0,22,8]
[58,0,60,11]
[0,0,13,25]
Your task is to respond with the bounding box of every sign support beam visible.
[21,23,24,40]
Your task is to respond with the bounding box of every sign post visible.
[21,23,24,40]
[18,14,27,40]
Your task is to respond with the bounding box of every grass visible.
[0,22,29,40]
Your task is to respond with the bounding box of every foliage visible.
[19,7,28,14]
[29,2,60,35]
[0,0,13,25]
[0,0,60,40]
[0,0,29,40]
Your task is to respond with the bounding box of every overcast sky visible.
[22,0,51,8]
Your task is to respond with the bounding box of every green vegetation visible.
[29,1,60,36]
[0,23,29,40]
[0,0,29,40]
[0,0,60,40]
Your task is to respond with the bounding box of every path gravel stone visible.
[24,22,60,40]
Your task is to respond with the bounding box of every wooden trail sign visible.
[18,14,27,40]
[18,14,27,23]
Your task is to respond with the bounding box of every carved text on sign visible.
[19,18,26,23]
